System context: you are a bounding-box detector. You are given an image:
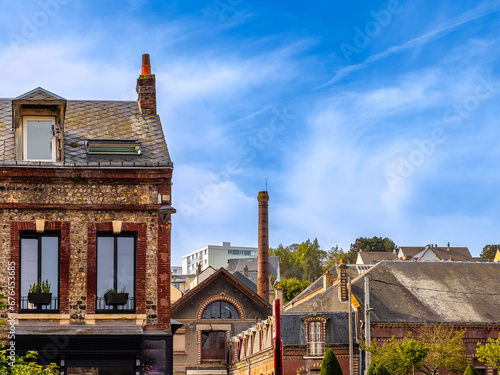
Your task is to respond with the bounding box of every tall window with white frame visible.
[20,232,59,312]
[96,233,136,312]
[308,320,325,357]
[23,116,56,161]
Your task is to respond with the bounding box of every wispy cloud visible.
[320,1,500,88]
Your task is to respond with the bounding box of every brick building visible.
[0,54,176,374]
[171,268,271,375]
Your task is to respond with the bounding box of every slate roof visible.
[171,268,271,314]
[0,88,171,167]
[350,261,500,324]
[284,264,359,313]
[357,251,398,264]
[399,246,471,260]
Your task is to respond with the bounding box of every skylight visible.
[86,139,141,155]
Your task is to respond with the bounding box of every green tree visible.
[376,365,391,375]
[364,336,428,375]
[271,239,328,281]
[324,245,346,270]
[480,245,500,259]
[321,348,343,375]
[280,277,310,303]
[345,236,397,263]
[295,239,326,282]
[476,333,500,370]
[417,325,467,375]
[463,364,480,375]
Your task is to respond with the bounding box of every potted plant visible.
[28,279,52,305]
[104,286,129,306]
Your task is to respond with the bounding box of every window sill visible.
[13,313,70,325]
[86,313,147,325]
[303,355,325,359]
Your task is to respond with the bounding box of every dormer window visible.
[12,87,66,162]
[23,116,56,161]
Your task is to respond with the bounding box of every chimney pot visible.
[243,265,249,277]
[137,53,156,115]
[323,270,332,290]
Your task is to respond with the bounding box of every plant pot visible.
[104,292,129,305]
[28,292,52,305]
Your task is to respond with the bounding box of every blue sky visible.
[2,0,500,264]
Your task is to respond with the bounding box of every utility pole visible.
[348,275,354,375]
[364,276,371,373]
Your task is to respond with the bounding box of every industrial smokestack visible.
[257,191,270,302]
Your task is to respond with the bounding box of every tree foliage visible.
[321,348,343,375]
[279,277,310,303]
[0,295,59,374]
[463,365,480,375]
[417,325,467,375]
[476,333,500,370]
[364,327,466,375]
[345,236,397,263]
[270,238,327,282]
[480,244,500,259]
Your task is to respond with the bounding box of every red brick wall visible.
[86,222,147,314]
[10,220,70,313]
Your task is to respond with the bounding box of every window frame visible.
[96,232,137,313]
[201,300,240,319]
[304,317,327,357]
[19,231,60,313]
[22,116,56,161]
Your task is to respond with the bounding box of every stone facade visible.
[0,54,176,374]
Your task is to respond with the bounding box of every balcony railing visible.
[95,296,135,313]
[20,296,59,313]
[307,341,325,357]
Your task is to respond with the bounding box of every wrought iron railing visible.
[307,341,325,357]
[95,296,135,313]
[20,296,59,313]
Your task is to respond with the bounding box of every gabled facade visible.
[171,268,271,375]
[398,244,472,261]
[230,263,361,375]
[0,54,175,374]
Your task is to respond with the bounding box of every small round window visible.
[202,300,239,319]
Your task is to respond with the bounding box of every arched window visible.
[201,300,239,319]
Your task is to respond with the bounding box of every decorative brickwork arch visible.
[197,295,245,319]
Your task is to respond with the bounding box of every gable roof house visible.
[0,54,177,374]
[230,262,361,375]
[350,261,500,375]
[171,268,271,375]
[398,244,472,261]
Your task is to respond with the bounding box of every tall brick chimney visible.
[257,191,270,302]
[136,53,157,115]
[337,260,348,302]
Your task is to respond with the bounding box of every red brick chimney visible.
[257,191,270,302]
[136,53,157,115]
[337,260,348,302]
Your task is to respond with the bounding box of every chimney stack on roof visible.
[136,53,157,115]
[337,260,348,302]
[257,191,270,302]
[243,265,249,277]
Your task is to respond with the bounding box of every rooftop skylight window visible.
[86,139,141,155]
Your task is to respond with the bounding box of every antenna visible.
[266,177,268,192]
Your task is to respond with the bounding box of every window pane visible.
[41,236,58,296]
[202,333,209,349]
[117,237,134,296]
[26,120,53,160]
[21,238,38,296]
[97,237,114,296]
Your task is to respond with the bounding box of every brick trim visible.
[197,295,245,320]
[10,221,70,313]
[87,222,147,314]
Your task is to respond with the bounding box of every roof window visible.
[86,139,141,155]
